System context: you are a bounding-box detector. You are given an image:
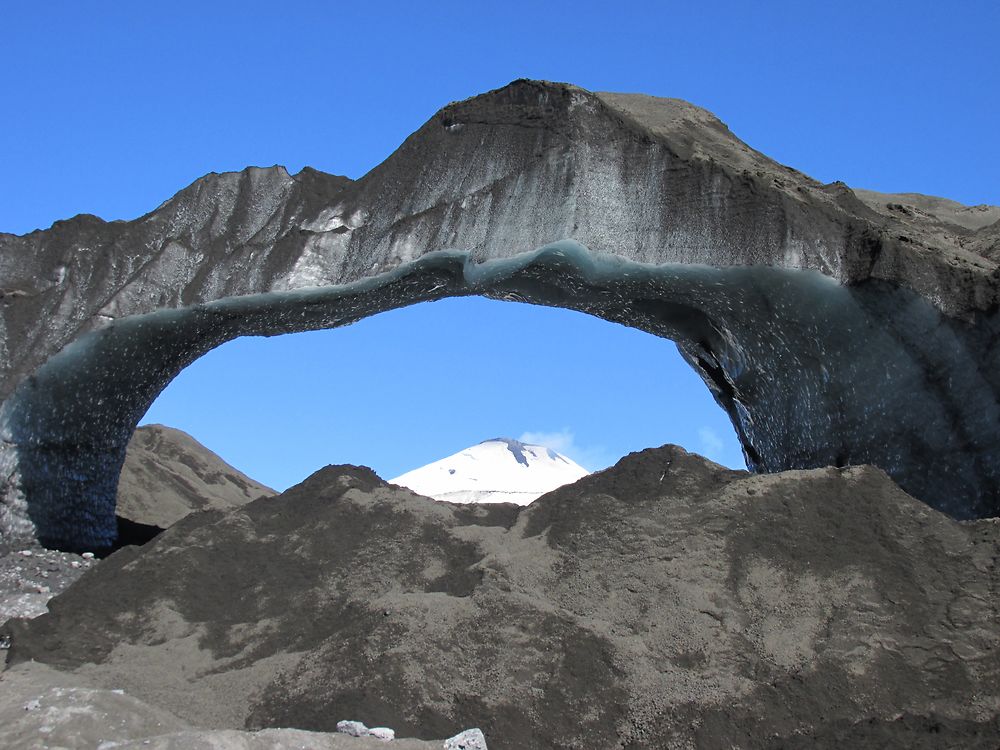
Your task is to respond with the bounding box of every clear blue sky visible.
[4,2,997,488]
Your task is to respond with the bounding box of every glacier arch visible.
[139,296,744,490]
[1,79,999,549]
[3,243,999,550]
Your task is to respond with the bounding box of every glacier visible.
[2,242,998,549]
[1,79,998,549]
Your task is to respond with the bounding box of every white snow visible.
[389,438,589,505]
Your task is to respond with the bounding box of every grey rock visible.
[0,542,94,628]
[0,592,49,621]
[337,720,369,737]
[4,447,997,749]
[443,729,487,749]
[1,81,999,550]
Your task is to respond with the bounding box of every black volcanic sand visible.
[4,445,1000,749]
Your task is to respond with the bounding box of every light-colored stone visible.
[443,729,487,750]
[337,720,369,737]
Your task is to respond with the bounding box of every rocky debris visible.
[0,663,487,749]
[4,81,1000,551]
[335,721,395,741]
[4,445,998,749]
[0,541,95,629]
[116,424,276,530]
[98,730,468,750]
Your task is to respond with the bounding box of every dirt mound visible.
[5,445,998,749]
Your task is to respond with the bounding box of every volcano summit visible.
[390,438,590,505]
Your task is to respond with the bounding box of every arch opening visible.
[136,296,745,495]
[2,242,999,551]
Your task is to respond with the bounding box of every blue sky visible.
[4,2,998,488]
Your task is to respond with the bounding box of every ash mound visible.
[0,425,275,628]
[4,445,998,749]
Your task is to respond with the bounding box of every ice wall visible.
[2,243,997,550]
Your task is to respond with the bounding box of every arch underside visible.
[2,242,998,551]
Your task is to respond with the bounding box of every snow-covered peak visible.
[389,438,589,505]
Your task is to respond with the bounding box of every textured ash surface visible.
[0,423,275,633]
[0,663,471,750]
[5,446,998,749]
[117,424,275,529]
[3,80,1000,550]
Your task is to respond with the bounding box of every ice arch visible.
[1,80,998,549]
[139,296,744,491]
[4,243,1000,550]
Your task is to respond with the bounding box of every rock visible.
[97,729,449,749]
[2,81,999,550]
[0,592,50,621]
[0,544,93,628]
[4,448,997,749]
[368,727,394,741]
[444,729,487,749]
[337,720,369,737]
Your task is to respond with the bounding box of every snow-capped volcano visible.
[389,438,590,505]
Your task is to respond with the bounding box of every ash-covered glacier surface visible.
[1,79,998,549]
[2,242,999,550]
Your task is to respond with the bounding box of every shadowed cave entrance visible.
[3,243,1000,551]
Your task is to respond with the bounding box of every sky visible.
[3,1,998,489]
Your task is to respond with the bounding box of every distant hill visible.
[116,425,275,529]
[389,438,589,505]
